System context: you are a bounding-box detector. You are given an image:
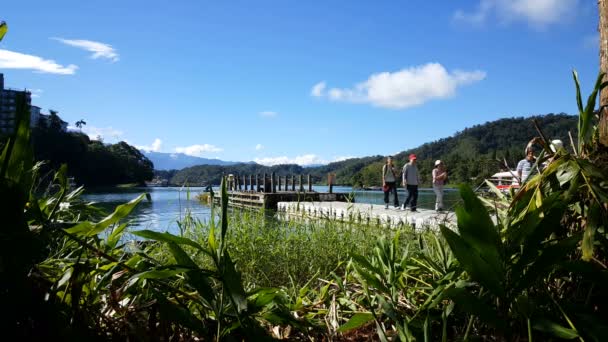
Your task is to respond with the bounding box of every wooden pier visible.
[277,201,456,229]
[210,172,457,230]
[212,172,349,210]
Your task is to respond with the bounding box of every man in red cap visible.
[401,153,420,212]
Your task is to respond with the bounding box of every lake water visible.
[82,186,460,233]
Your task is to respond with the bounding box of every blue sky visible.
[0,0,599,165]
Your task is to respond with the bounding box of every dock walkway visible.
[277,201,456,229]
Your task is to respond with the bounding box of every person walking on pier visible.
[432,160,447,212]
[402,154,420,212]
[382,156,400,209]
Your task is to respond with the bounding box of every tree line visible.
[159,113,577,187]
[23,113,154,186]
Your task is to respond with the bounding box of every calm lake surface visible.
[82,186,460,233]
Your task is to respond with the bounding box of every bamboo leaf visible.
[455,185,503,280]
[514,233,581,292]
[156,294,207,335]
[133,229,205,252]
[220,176,229,247]
[66,194,146,236]
[106,222,128,249]
[582,203,600,261]
[533,319,579,339]
[443,287,504,330]
[440,226,503,297]
[166,242,216,307]
[132,267,191,280]
[573,70,584,115]
[222,252,248,313]
[338,313,374,332]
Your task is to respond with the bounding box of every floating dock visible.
[216,190,350,210]
[211,172,349,210]
[277,201,456,229]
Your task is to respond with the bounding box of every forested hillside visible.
[163,113,577,187]
[26,114,154,186]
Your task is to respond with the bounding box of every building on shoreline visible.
[0,73,67,135]
[0,73,31,135]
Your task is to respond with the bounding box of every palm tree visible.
[75,119,86,132]
[48,110,63,131]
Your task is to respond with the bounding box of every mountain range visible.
[144,151,240,170]
[154,113,578,187]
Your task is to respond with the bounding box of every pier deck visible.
[214,190,350,210]
[277,201,456,229]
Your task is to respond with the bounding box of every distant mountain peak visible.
[143,151,239,170]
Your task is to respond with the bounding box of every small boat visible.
[487,171,520,192]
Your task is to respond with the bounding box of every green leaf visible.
[106,222,128,249]
[220,176,229,247]
[533,319,579,339]
[132,267,191,280]
[440,226,503,297]
[338,313,374,332]
[133,229,205,252]
[156,294,207,335]
[353,264,391,295]
[455,185,503,278]
[573,70,584,117]
[582,203,601,261]
[351,253,382,276]
[222,251,248,314]
[555,159,580,187]
[0,21,7,41]
[514,233,581,292]
[66,194,146,236]
[166,242,216,307]
[443,287,503,330]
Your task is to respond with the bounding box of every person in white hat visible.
[432,160,447,212]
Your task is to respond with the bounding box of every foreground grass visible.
[184,207,409,289]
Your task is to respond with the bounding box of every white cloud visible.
[53,38,119,62]
[254,154,358,166]
[0,49,77,74]
[259,111,278,118]
[333,156,355,162]
[255,144,264,150]
[454,0,579,27]
[78,126,124,142]
[311,81,326,97]
[30,89,43,98]
[175,144,223,157]
[312,63,486,109]
[255,154,328,166]
[137,138,162,152]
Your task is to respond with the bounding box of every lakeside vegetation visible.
[2,67,607,340]
[158,113,577,188]
[0,111,155,186]
[2,18,608,341]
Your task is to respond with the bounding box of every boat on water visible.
[486,171,520,192]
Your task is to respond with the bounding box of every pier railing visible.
[226,172,337,193]
[217,172,345,210]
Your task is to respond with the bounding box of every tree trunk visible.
[600,0,608,146]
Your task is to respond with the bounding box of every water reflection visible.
[82,186,460,233]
